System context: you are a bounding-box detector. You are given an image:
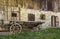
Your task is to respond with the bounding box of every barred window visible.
[28,14,35,21]
[11,12,17,17]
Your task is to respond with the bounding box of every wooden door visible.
[55,16,59,27]
[51,16,59,27]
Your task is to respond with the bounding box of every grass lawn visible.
[0,28,60,39]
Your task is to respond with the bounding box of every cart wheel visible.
[10,23,22,33]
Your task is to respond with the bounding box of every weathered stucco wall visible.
[21,8,60,28]
[0,0,60,29]
[20,8,52,22]
[3,7,20,21]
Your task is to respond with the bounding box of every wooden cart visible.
[0,7,44,33]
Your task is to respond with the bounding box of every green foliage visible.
[0,28,60,39]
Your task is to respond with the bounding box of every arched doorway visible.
[51,16,59,27]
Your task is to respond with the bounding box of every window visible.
[28,14,35,21]
[40,14,45,20]
[40,0,53,11]
[47,0,53,11]
[11,13,17,17]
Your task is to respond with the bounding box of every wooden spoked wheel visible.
[10,23,22,33]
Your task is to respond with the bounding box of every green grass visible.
[0,28,60,39]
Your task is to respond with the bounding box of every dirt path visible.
[0,32,10,35]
